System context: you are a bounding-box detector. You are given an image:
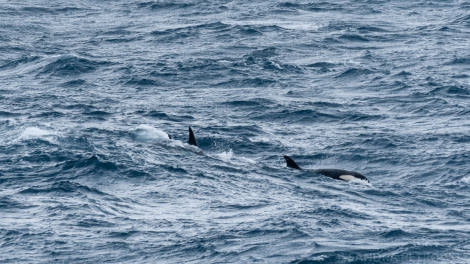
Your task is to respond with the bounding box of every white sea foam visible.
[213,149,257,166]
[238,156,257,164]
[349,177,373,186]
[461,176,470,184]
[19,127,56,141]
[216,149,234,162]
[135,124,170,142]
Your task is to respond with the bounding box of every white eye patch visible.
[339,175,356,181]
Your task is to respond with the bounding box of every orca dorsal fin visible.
[284,155,301,170]
[188,126,198,147]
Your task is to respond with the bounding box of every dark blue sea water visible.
[1,1,470,263]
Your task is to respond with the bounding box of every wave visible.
[251,107,384,124]
[289,244,453,264]
[124,76,163,86]
[0,196,30,209]
[0,110,22,118]
[428,85,470,96]
[151,22,231,39]
[19,180,107,196]
[338,34,370,42]
[97,28,143,43]
[134,124,171,143]
[216,77,277,87]
[277,2,344,12]
[18,127,57,142]
[237,47,302,74]
[220,98,278,114]
[61,155,119,173]
[60,79,87,87]
[445,56,470,65]
[0,55,40,71]
[19,6,87,15]
[336,67,376,79]
[20,6,56,14]
[138,1,195,10]
[141,110,195,122]
[306,61,337,70]
[39,55,111,77]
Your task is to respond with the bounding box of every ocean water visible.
[1,0,470,263]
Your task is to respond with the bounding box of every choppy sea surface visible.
[1,1,470,263]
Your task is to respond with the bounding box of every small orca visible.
[188,126,198,147]
[284,155,370,183]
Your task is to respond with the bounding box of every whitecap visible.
[460,176,470,184]
[215,149,233,162]
[19,127,56,141]
[348,177,373,186]
[135,124,170,143]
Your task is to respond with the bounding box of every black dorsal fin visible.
[284,155,301,170]
[188,126,198,147]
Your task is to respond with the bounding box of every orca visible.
[188,126,198,147]
[283,155,370,183]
